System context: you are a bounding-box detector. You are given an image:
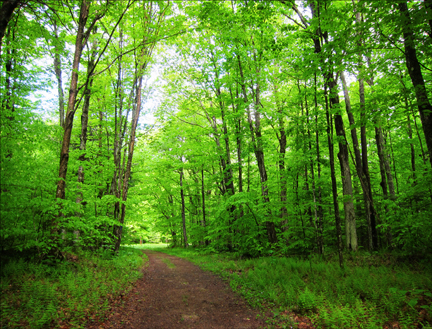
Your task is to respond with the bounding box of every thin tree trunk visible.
[376,126,389,199]
[294,173,306,240]
[201,167,208,246]
[324,85,344,267]
[273,82,288,232]
[77,39,98,191]
[309,1,344,264]
[314,73,324,254]
[114,74,143,251]
[238,55,277,244]
[360,79,378,251]
[351,0,379,251]
[180,167,187,248]
[387,128,399,195]
[407,112,417,184]
[53,22,65,128]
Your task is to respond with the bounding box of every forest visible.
[1,0,432,328]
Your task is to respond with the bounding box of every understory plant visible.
[0,247,146,328]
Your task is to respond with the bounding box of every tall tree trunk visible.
[375,126,396,199]
[300,83,313,228]
[314,73,324,254]
[309,1,344,264]
[201,167,208,246]
[376,127,389,200]
[113,0,167,250]
[407,112,417,184]
[273,82,288,232]
[3,27,14,119]
[324,87,344,267]
[351,0,379,251]
[53,22,65,128]
[399,0,432,168]
[387,128,399,195]
[77,39,98,193]
[114,74,144,252]
[329,81,358,251]
[238,55,277,244]
[55,0,90,203]
[180,166,187,248]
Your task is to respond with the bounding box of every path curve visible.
[97,250,265,329]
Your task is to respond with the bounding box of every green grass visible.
[0,247,147,328]
[128,243,169,250]
[160,257,176,268]
[155,248,432,329]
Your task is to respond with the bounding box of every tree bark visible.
[55,0,90,203]
[0,0,20,51]
[330,92,357,251]
[375,126,396,199]
[201,167,208,246]
[324,87,344,266]
[351,0,379,251]
[407,112,417,183]
[273,82,288,232]
[77,39,98,191]
[180,167,188,248]
[309,1,345,264]
[314,73,324,254]
[399,0,432,168]
[53,22,65,128]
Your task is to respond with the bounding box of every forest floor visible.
[89,250,277,329]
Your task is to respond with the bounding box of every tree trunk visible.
[330,80,357,251]
[237,55,277,244]
[407,112,417,184]
[77,39,98,191]
[375,126,396,199]
[180,167,188,248]
[114,73,144,252]
[309,2,344,264]
[387,128,399,195]
[53,22,65,128]
[55,0,90,203]
[351,0,379,251]
[0,0,20,51]
[201,167,208,246]
[314,73,324,254]
[273,82,288,232]
[324,87,344,267]
[399,0,432,168]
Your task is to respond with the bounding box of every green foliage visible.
[0,247,146,328]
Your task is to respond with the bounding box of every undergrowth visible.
[153,247,432,328]
[0,247,146,328]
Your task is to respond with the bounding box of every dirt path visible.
[95,250,265,329]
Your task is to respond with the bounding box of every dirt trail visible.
[96,250,265,329]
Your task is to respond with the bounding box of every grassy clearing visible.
[127,243,168,250]
[0,247,147,328]
[155,248,432,328]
